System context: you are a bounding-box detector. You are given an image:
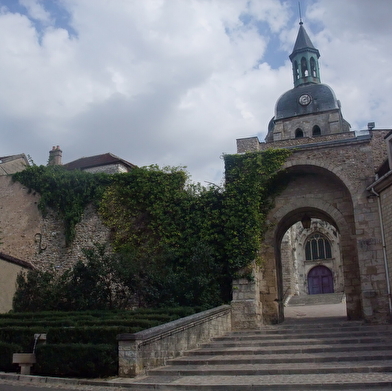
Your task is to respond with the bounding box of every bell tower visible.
[289,21,321,87]
[263,21,350,143]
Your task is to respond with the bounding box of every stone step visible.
[229,322,391,332]
[149,360,392,376]
[114,312,392,390]
[179,345,392,365]
[217,327,392,338]
[203,336,392,347]
[108,373,392,390]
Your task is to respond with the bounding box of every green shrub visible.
[34,344,117,378]
[0,342,22,372]
[74,318,163,328]
[0,319,76,328]
[46,326,140,345]
[0,327,47,351]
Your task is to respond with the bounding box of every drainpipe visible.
[370,187,392,316]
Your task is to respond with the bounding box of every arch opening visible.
[312,125,321,136]
[278,214,343,305]
[295,128,304,138]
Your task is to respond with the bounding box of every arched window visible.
[294,61,300,80]
[301,57,308,77]
[305,233,332,260]
[312,125,321,136]
[310,57,317,77]
[295,128,304,138]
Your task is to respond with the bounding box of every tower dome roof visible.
[275,83,339,120]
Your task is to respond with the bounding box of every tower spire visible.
[289,21,321,87]
[298,2,303,25]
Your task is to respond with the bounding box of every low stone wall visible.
[117,305,231,377]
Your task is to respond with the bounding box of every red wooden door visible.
[308,265,334,294]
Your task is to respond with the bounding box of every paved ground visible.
[284,302,347,322]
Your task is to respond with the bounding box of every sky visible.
[0,0,391,185]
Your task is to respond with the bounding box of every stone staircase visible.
[116,315,392,390]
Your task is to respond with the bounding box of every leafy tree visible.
[13,269,58,312]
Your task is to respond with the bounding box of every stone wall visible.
[0,176,111,273]
[236,131,357,153]
[236,130,391,324]
[380,182,392,314]
[117,305,231,377]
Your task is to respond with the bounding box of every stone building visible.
[0,148,137,312]
[0,252,34,312]
[232,21,392,327]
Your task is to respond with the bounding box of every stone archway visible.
[258,164,362,324]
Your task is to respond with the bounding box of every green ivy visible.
[223,149,291,274]
[12,149,289,307]
[12,165,111,244]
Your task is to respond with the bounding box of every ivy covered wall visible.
[12,149,289,309]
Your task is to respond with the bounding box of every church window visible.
[295,128,304,138]
[310,57,317,77]
[312,125,321,136]
[301,57,308,77]
[305,233,332,261]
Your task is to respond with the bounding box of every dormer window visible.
[312,125,321,136]
[295,128,304,138]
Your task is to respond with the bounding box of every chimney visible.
[48,146,62,166]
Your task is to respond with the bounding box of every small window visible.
[305,233,332,261]
[312,125,321,136]
[295,128,304,138]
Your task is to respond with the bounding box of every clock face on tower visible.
[299,94,311,106]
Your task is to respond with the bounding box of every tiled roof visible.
[0,252,34,269]
[63,153,137,171]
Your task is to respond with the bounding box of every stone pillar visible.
[231,262,262,330]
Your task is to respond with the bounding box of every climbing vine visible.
[12,148,290,307]
[12,165,111,244]
[223,148,291,274]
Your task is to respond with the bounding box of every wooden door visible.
[308,265,333,294]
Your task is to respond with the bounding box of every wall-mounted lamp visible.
[301,214,311,229]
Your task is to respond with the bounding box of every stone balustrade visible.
[117,305,231,377]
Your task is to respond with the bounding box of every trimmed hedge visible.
[0,342,22,372]
[0,307,202,377]
[0,327,48,351]
[46,326,140,345]
[35,344,117,378]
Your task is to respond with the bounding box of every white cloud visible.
[0,0,391,183]
[19,0,52,24]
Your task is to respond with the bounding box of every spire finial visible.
[298,2,303,25]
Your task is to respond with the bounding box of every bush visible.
[0,327,47,351]
[35,344,117,378]
[0,342,22,372]
[46,326,139,345]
